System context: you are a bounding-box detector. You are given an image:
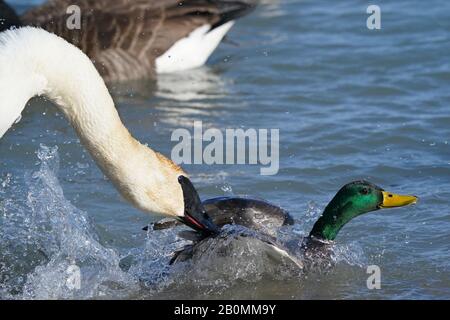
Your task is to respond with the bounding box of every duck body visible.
[170,224,304,268]
[176,197,300,266]
[168,215,330,270]
[1,0,256,82]
[153,177,302,266]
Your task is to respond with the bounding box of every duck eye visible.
[361,188,369,195]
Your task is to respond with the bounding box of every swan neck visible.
[0,28,185,217]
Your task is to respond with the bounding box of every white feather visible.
[155,21,235,74]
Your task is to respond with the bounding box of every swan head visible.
[102,144,187,218]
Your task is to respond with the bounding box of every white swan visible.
[0,27,186,218]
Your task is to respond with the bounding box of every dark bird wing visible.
[152,196,293,238]
[202,197,294,237]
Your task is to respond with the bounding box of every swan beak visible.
[380,191,418,208]
[178,175,220,235]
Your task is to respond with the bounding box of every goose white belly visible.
[155,21,235,74]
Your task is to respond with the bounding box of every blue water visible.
[0,0,449,299]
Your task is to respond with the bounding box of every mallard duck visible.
[152,176,418,266]
[0,0,256,82]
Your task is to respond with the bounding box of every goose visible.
[153,177,418,267]
[0,27,192,218]
[0,0,257,82]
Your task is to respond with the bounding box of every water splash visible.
[0,145,136,299]
[124,228,190,295]
[0,145,368,299]
[220,183,234,195]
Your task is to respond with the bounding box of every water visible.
[0,0,449,299]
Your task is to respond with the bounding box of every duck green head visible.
[309,181,418,241]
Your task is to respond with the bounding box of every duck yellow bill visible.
[380,191,418,208]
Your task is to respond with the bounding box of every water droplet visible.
[14,115,22,124]
[221,183,233,195]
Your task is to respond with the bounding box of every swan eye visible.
[361,188,369,195]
